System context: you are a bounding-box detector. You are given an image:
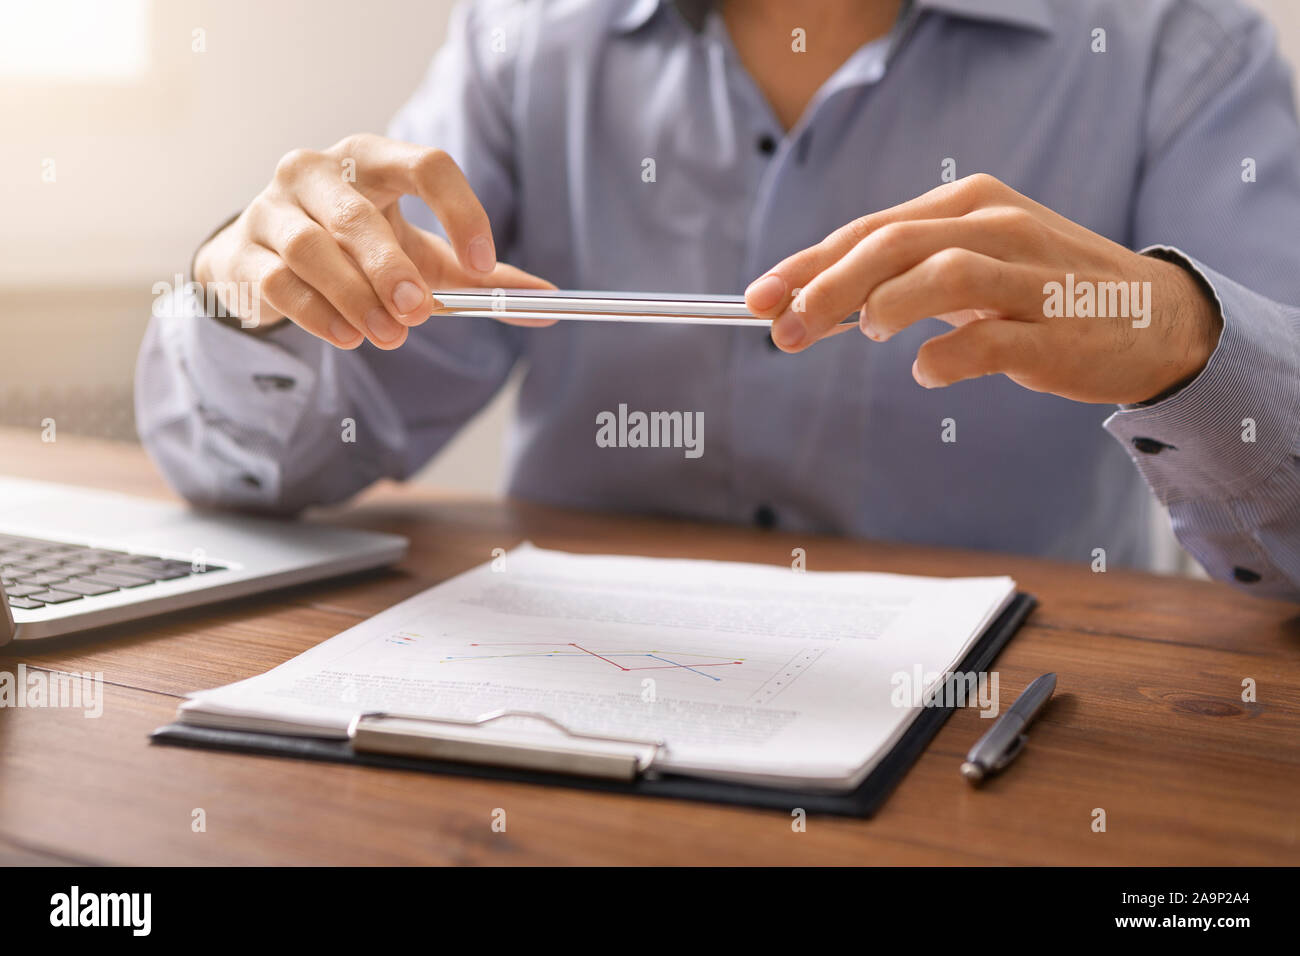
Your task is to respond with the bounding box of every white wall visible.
[0,0,505,486]
[1252,0,1300,63]
[2,0,1298,496]
[0,0,458,286]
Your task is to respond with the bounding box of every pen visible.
[960,672,1056,784]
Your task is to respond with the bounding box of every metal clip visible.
[347,709,665,782]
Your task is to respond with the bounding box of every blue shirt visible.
[137,0,1300,601]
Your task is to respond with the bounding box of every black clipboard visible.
[151,592,1035,817]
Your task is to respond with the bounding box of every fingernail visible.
[912,359,933,388]
[771,311,804,348]
[468,236,496,274]
[746,274,786,312]
[392,281,426,316]
[858,306,881,340]
[366,308,402,343]
[329,318,360,345]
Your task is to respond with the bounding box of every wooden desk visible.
[1,427,1297,865]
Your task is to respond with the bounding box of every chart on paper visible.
[440,641,744,681]
[354,631,827,704]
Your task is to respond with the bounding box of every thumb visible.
[473,262,559,327]
[482,261,557,291]
[392,213,559,327]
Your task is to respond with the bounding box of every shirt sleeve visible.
[1104,4,1300,601]
[134,1,524,515]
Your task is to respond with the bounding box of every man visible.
[137,0,1300,601]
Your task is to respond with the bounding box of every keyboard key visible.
[86,571,153,588]
[140,564,191,580]
[21,571,75,586]
[119,557,190,576]
[27,542,77,555]
[50,563,98,577]
[9,535,64,548]
[3,584,45,597]
[116,554,164,565]
[6,597,45,609]
[16,556,67,573]
[25,589,83,604]
[115,562,194,581]
[78,548,130,563]
[98,563,165,581]
[58,578,120,596]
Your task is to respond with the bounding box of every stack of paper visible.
[176,544,1016,792]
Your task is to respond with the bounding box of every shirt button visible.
[1131,437,1170,454]
[753,504,777,529]
[240,474,262,488]
[756,133,777,155]
[1232,566,1262,583]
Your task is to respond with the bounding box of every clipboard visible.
[151,592,1035,817]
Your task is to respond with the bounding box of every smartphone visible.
[430,289,766,325]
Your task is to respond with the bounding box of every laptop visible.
[0,476,406,644]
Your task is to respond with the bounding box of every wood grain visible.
[1,427,1297,864]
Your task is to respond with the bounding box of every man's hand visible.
[194,133,555,350]
[744,174,1222,405]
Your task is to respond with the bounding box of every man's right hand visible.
[193,133,555,350]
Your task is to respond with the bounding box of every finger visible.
[912,318,1043,388]
[288,172,434,325]
[247,245,367,350]
[745,173,1020,316]
[816,321,858,343]
[864,248,1041,341]
[262,206,411,348]
[476,266,563,327]
[343,135,497,277]
[774,208,1044,347]
[393,216,560,328]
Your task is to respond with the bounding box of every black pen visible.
[961,672,1056,784]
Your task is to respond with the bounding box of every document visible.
[177,544,1016,792]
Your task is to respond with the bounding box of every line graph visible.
[440,641,745,682]
[358,632,828,703]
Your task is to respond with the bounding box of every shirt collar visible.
[914,0,1054,33]
[610,0,1055,35]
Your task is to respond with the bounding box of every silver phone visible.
[430,289,766,325]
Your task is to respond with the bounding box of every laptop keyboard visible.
[0,533,225,611]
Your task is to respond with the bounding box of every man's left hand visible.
[744,173,1223,405]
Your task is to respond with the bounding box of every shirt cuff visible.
[153,286,319,447]
[1103,246,1300,503]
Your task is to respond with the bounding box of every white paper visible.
[181,544,1015,790]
